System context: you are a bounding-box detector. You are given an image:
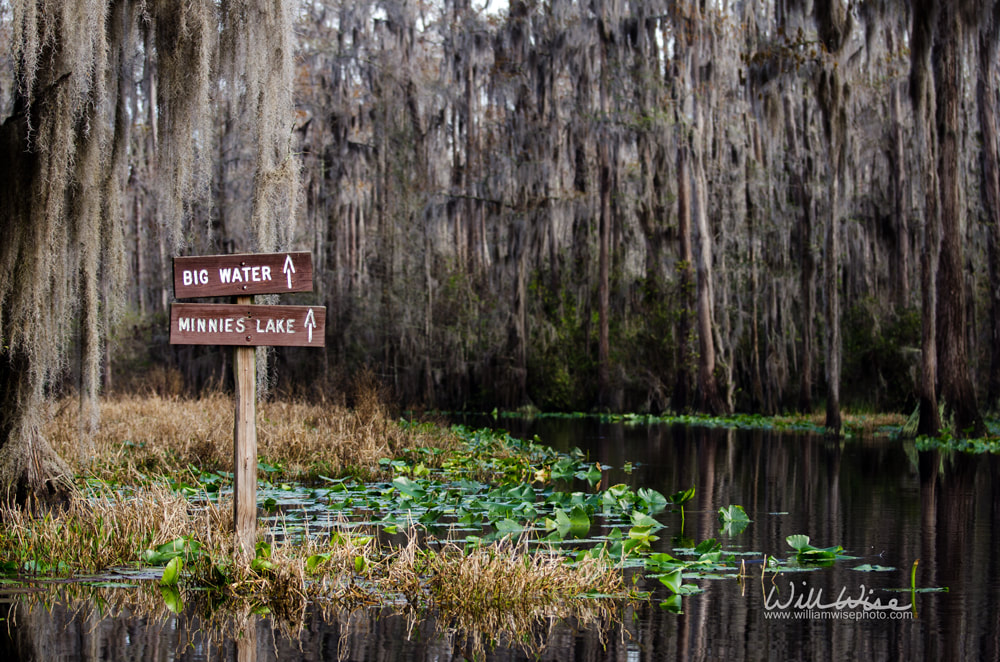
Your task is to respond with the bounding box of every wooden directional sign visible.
[173,251,313,298]
[170,303,325,347]
[169,250,323,563]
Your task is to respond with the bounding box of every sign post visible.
[169,252,325,561]
[233,295,257,561]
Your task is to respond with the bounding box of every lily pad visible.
[786,534,844,563]
[718,504,750,535]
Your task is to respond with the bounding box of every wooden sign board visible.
[173,252,313,298]
[169,303,326,347]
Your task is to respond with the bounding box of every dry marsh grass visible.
[45,391,458,482]
[399,535,624,654]
[426,539,623,620]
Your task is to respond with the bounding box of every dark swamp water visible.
[2,419,998,661]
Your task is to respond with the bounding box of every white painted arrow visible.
[282,254,296,289]
[304,307,317,343]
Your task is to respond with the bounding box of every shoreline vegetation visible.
[446,407,1000,451]
[7,389,632,655]
[0,389,991,655]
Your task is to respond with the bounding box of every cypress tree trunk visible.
[595,2,613,409]
[933,2,986,436]
[597,140,612,408]
[817,67,845,434]
[910,0,941,436]
[977,13,1000,412]
[0,101,74,505]
[824,144,843,434]
[813,0,851,433]
[675,143,694,412]
[672,10,694,413]
[790,97,817,414]
[691,12,726,416]
[890,81,911,308]
[916,96,943,436]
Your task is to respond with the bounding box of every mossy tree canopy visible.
[0,0,298,504]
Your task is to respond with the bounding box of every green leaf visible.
[637,488,667,513]
[786,534,811,552]
[786,534,843,563]
[658,568,683,593]
[495,518,524,536]
[646,552,682,572]
[660,594,683,613]
[851,564,895,572]
[627,524,659,551]
[565,504,591,537]
[258,461,281,473]
[418,508,443,523]
[668,486,695,506]
[550,457,577,480]
[505,483,536,501]
[142,537,202,566]
[159,556,182,587]
[718,504,750,523]
[392,476,426,499]
[575,463,603,485]
[719,505,751,536]
[629,511,662,529]
[696,551,722,565]
[160,585,183,614]
[722,520,750,536]
[306,553,330,574]
[209,561,232,586]
[250,557,275,573]
[354,556,367,573]
[693,538,720,554]
[463,535,485,553]
[22,560,48,573]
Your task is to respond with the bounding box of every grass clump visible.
[0,482,200,575]
[426,538,622,619]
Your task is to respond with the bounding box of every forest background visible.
[3,0,999,442]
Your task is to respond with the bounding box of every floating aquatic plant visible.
[785,534,844,565]
[717,504,750,536]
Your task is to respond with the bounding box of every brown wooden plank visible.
[232,295,257,562]
[173,252,313,298]
[169,303,326,347]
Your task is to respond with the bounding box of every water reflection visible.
[2,422,998,660]
[493,418,1000,661]
[0,594,627,661]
